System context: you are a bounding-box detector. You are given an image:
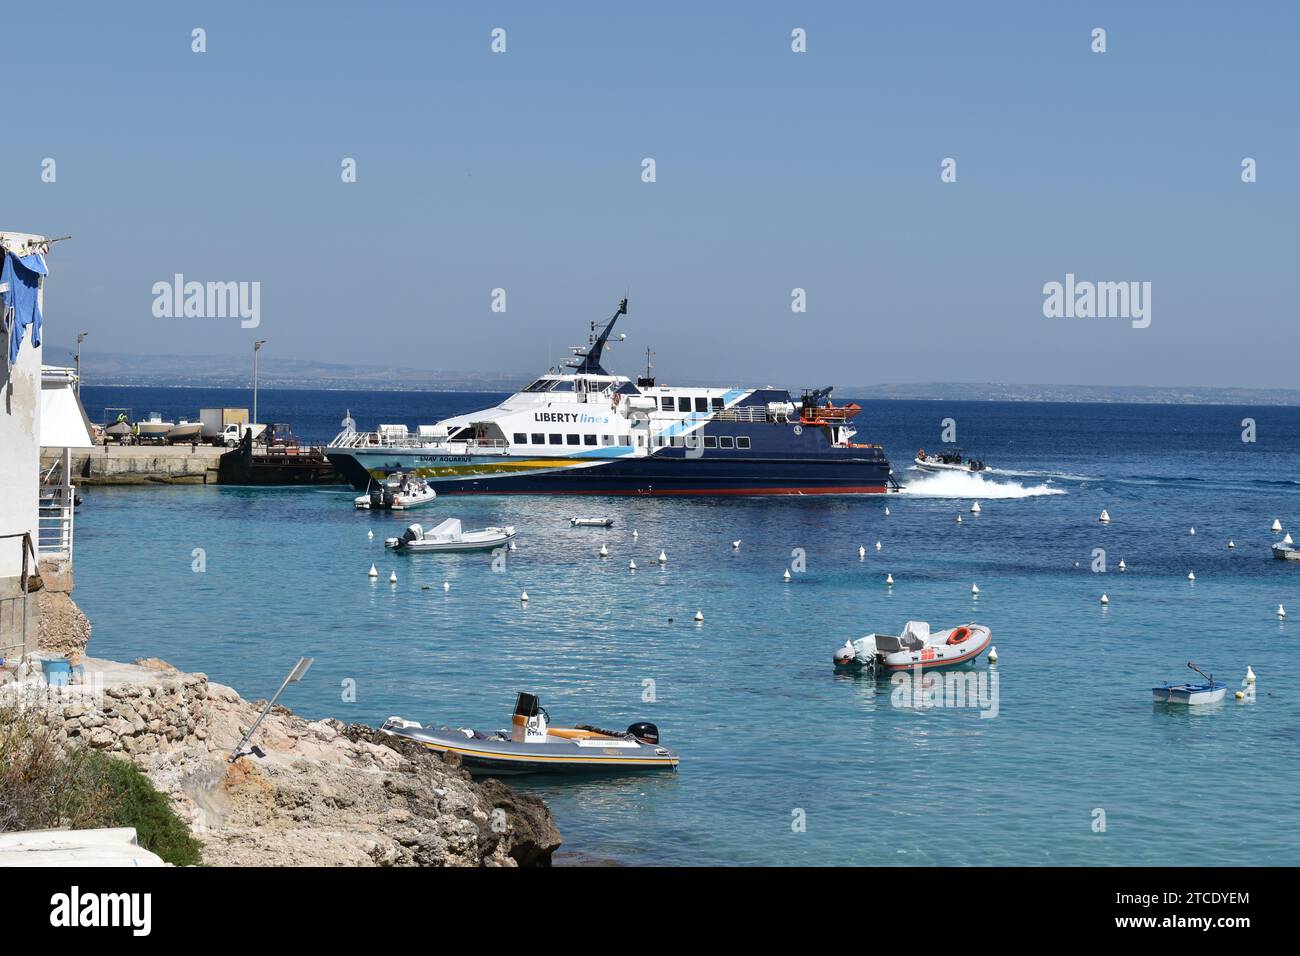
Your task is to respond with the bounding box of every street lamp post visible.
[75,332,88,399]
[253,339,267,432]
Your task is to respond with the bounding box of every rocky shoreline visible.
[1,650,562,866]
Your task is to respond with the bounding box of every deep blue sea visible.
[72,387,1300,865]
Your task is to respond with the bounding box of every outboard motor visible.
[395,523,423,548]
[626,721,660,745]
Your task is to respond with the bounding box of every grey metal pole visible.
[230,656,313,761]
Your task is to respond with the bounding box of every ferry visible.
[326,299,895,496]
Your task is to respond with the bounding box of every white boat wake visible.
[898,470,1066,499]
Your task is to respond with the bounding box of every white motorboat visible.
[136,412,174,442]
[571,517,614,527]
[833,620,992,673]
[167,419,203,443]
[385,519,516,552]
[913,448,987,473]
[355,473,437,510]
[1271,542,1300,561]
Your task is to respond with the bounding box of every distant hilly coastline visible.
[44,345,1300,406]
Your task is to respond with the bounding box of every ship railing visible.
[327,430,509,453]
[712,406,771,423]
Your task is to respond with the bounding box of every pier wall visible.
[42,444,223,485]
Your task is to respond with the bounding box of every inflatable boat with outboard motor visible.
[356,473,437,510]
[385,518,516,552]
[380,693,679,775]
[833,620,992,673]
[913,448,987,473]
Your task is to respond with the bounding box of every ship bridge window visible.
[677,397,691,412]
[694,397,708,413]
[448,427,472,440]
[660,396,674,411]
[711,397,724,411]
[550,379,575,391]
[719,436,735,449]
[737,437,751,450]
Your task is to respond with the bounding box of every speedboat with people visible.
[833,620,992,673]
[914,448,987,473]
[384,518,515,552]
[380,692,679,775]
[327,298,896,495]
[1152,662,1227,705]
[571,517,614,527]
[355,473,437,510]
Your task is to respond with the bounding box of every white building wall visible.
[0,245,42,581]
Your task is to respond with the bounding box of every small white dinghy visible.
[833,620,992,673]
[570,517,614,527]
[1152,662,1227,706]
[356,473,437,510]
[1271,542,1300,561]
[385,518,516,553]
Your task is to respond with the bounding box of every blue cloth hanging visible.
[2,249,47,363]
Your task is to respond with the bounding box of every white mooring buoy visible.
[1100,593,1109,605]
[956,515,963,524]
[1118,559,1127,571]
[1189,527,1196,535]
[783,569,791,582]
[988,646,998,663]
[633,529,639,539]
[520,591,529,603]
[971,583,980,596]
[509,541,518,552]
[599,544,608,557]
[875,540,882,551]
[389,571,397,584]
[732,540,741,550]
[443,581,450,592]
[858,545,866,558]
[971,501,981,514]
[1278,604,1286,619]
[885,506,891,516]
[629,559,637,571]
[1187,571,1196,581]
[1244,665,1257,685]
[1285,533,1295,546]
[368,564,378,578]
[1228,540,1236,549]
[886,573,894,586]
[658,550,667,565]
[367,529,373,540]
[1100,510,1111,524]
[694,610,704,622]
[1272,519,1284,533]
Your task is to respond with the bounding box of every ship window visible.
[602,435,615,445]
[549,434,563,445]
[694,397,708,413]
[531,433,544,444]
[584,434,597,446]
[737,437,751,449]
[622,435,631,445]
[677,397,691,412]
[660,397,674,410]
[703,436,717,449]
[566,434,580,445]
[513,433,527,444]
[711,397,724,411]
[670,436,683,447]
[719,436,735,449]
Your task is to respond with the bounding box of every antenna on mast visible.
[637,345,656,388]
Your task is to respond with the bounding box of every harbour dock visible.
[41,444,224,485]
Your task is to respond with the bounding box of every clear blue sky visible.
[4,1,1296,387]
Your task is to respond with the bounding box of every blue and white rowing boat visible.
[1152,662,1227,705]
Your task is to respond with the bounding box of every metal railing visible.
[38,484,75,563]
[712,406,773,423]
[328,429,510,453]
[0,532,36,663]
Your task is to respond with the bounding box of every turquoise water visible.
[72,396,1300,865]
